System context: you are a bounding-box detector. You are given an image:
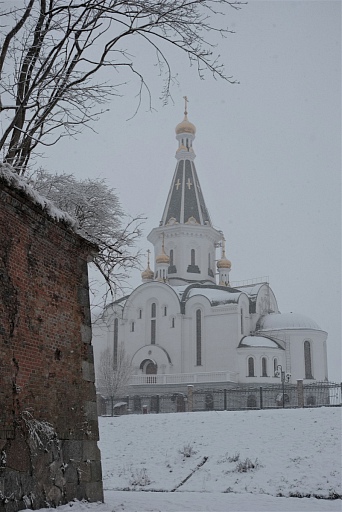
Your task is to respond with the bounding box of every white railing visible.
[129,370,238,386]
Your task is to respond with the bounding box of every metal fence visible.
[98,381,341,416]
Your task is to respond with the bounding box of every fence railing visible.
[129,370,238,386]
[97,381,341,416]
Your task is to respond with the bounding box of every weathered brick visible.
[0,179,103,509]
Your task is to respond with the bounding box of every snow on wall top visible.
[239,335,281,349]
[259,312,322,331]
[0,162,78,230]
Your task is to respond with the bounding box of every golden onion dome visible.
[217,257,232,269]
[141,265,154,280]
[156,250,170,265]
[175,114,196,135]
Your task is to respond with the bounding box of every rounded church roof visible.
[259,312,322,331]
[239,336,281,349]
[175,114,196,135]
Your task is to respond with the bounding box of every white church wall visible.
[236,347,286,384]
[285,330,328,382]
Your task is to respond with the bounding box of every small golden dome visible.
[156,233,170,265]
[217,257,232,269]
[156,251,170,265]
[142,266,154,280]
[175,114,196,135]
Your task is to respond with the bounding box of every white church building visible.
[93,106,328,394]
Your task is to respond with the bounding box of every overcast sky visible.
[37,1,341,381]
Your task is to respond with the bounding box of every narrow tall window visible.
[262,357,267,377]
[304,340,313,379]
[139,309,142,319]
[191,249,196,266]
[273,358,278,376]
[248,357,254,377]
[240,309,244,334]
[208,253,211,269]
[163,306,167,316]
[130,321,135,332]
[196,309,202,366]
[170,249,174,266]
[113,318,118,367]
[151,320,156,344]
[151,302,156,344]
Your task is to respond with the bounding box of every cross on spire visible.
[183,95,189,115]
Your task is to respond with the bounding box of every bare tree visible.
[97,345,133,415]
[27,168,144,302]
[0,0,244,173]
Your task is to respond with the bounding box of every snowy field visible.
[27,407,341,511]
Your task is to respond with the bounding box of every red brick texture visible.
[0,179,103,510]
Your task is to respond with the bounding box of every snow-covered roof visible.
[235,283,265,297]
[184,287,241,305]
[0,162,78,230]
[258,312,322,331]
[239,336,282,349]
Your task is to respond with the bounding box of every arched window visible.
[171,317,175,328]
[208,253,211,269]
[240,309,244,334]
[169,249,174,266]
[262,357,267,377]
[191,249,196,266]
[304,340,313,379]
[248,357,255,377]
[113,318,118,367]
[196,309,202,366]
[130,321,135,332]
[151,303,156,344]
[273,358,278,376]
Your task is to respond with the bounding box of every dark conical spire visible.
[160,106,212,227]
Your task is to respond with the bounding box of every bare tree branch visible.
[0,0,244,173]
[27,168,145,304]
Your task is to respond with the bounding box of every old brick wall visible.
[0,178,103,510]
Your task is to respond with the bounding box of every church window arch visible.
[138,309,142,319]
[261,357,267,377]
[169,249,174,266]
[196,309,202,366]
[113,318,118,367]
[130,321,135,332]
[247,357,255,377]
[304,340,313,379]
[163,306,167,316]
[191,249,196,266]
[171,317,175,328]
[240,309,244,334]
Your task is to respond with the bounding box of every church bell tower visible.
[148,99,224,286]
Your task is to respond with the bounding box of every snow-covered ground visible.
[27,407,341,511]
